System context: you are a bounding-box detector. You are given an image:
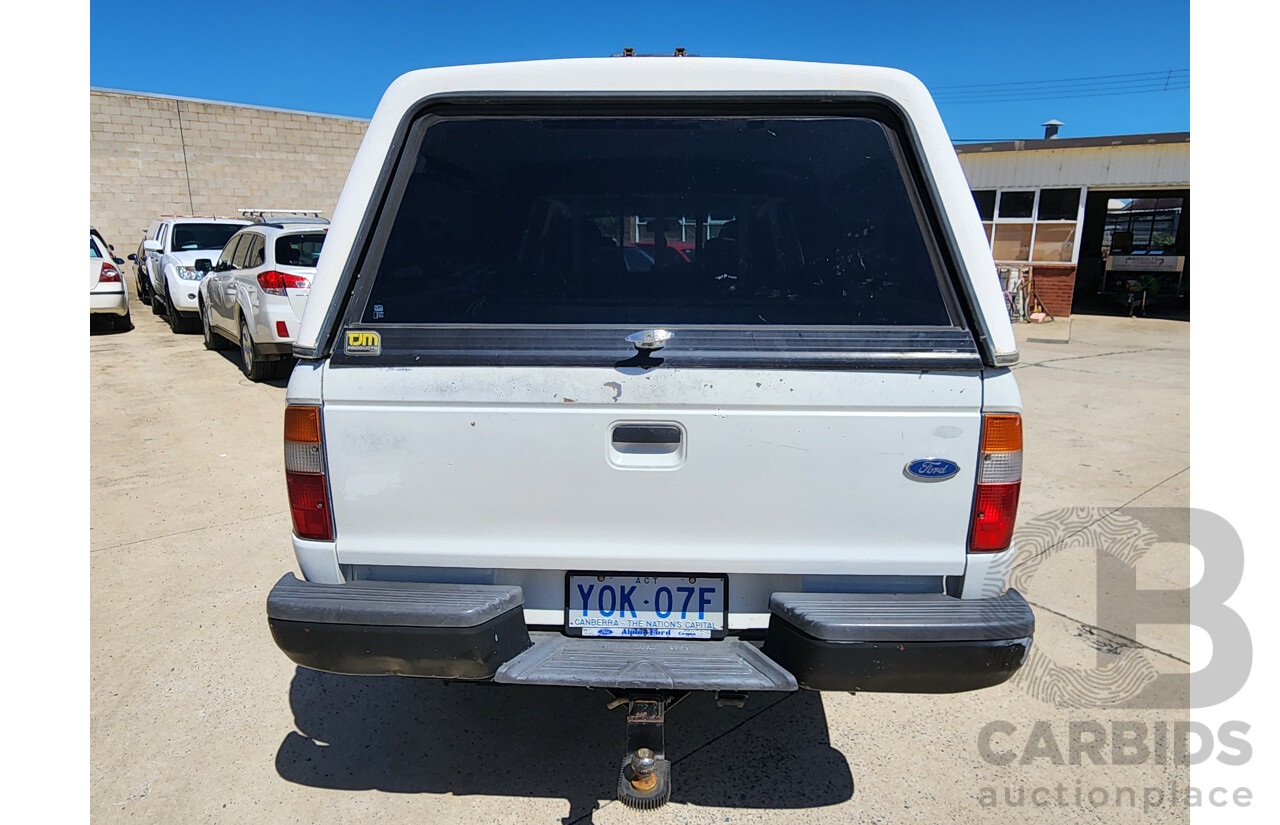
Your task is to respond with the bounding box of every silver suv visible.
[197,212,328,381]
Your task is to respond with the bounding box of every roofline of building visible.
[954,132,1189,154]
[89,87,1187,152]
[89,87,371,123]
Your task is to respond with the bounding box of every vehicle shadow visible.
[211,349,292,388]
[275,667,853,822]
[89,320,133,335]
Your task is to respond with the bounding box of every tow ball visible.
[612,692,679,810]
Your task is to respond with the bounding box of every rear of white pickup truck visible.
[266,57,1032,807]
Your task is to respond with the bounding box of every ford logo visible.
[904,458,960,482]
[596,628,613,636]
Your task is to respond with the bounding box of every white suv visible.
[142,216,250,333]
[197,214,328,381]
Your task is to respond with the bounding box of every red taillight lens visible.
[286,470,333,541]
[969,413,1023,552]
[284,405,332,541]
[99,262,121,282]
[970,482,1021,551]
[257,270,309,296]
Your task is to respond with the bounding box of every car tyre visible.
[240,316,274,381]
[167,283,195,334]
[136,273,152,306]
[115,310,133,332]
[202,301,230,351]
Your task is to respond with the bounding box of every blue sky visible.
[90,0,1189,141]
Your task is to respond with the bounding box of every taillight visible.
[257,270,310,296]
[99,262,121,282]
[969,413,1022,552]
[284,405,333,541]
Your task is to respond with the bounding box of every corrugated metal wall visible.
[958,143,1190,190]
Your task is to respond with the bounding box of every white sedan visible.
[198,218,327,381]
[90,231,131,331]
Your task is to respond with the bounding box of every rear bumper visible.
[90,291,128,315]
[761,590,1034,692]
[266,574,1033,692]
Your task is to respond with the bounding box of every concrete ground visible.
[91,299,1190,824]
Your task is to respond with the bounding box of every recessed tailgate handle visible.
[611,425,682,446]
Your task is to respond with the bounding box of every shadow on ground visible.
[276,668,852,822]
[89,319,134,335]
[212,348,293,388]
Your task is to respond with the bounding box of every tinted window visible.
[360,114,952,327]
[247,235,266,268]
[998,191,1035,219]
[276,233,326,267]
[232,234,258,268]
[219,234,244,267]
[972,190,996,221]
[90,238,103,258]
[1037,188,1080,220]
[171,223,244,251]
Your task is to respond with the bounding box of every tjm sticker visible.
[345,330,381,356]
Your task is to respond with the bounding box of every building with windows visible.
[955,131,1189,317]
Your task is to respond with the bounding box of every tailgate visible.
[320,364,981,576]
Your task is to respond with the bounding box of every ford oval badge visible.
[905,458,960,482]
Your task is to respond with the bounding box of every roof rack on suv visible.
[159,214,241,220]
[239,208,325,220]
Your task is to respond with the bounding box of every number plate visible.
[566,573,728,639]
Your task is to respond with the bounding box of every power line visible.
[931,68,1188,91]
[935,82,1189,105]
[934,75,1189,99]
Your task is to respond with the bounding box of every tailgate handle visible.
[612,425,682,446]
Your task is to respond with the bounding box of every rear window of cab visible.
[354,103,959,329]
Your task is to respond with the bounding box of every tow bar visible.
[611,692,680,809]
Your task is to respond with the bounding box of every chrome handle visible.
[625,328,673,351]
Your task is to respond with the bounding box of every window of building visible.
[975,187,1082,264]
[1101,197,1183,255]
[998,191,1035,219]
[972,190,996,221]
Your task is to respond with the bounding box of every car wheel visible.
[136,273,152,306]
[239,316,272,381]
[167,295,183,333]
[201,301,230,351]
[115,309,133,332]
[167,283,194,334]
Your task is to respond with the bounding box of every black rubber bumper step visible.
[493,633,798,691]
[768,589,1034,641]
[267,572,523,626]
[762,590,1035,692]
[266,573,530,679]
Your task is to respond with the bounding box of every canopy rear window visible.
[356,107,957,329]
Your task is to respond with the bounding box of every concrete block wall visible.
[90,90,368,255]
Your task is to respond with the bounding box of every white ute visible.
[267,56,1033,809]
